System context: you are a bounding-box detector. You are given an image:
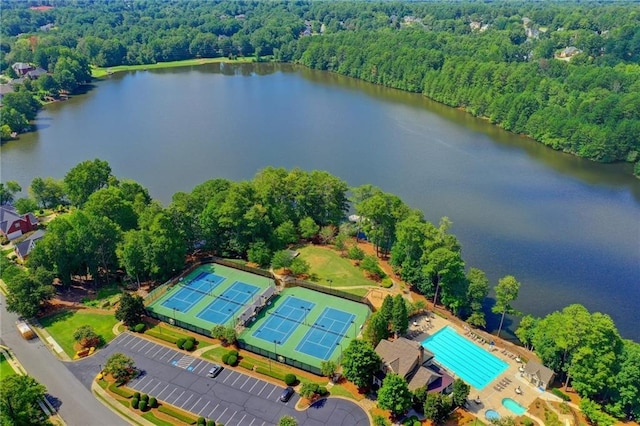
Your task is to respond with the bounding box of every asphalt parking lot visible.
[68,333,370,426]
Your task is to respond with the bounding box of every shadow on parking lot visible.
[309,398,328,409]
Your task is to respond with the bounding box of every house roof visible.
[26,68,47,79]
[12,62,33,71]
[524,360,555,385]
[0,205,22,234]
[15,229,45,259]
[407,366,441,391]
[375,337,431,379]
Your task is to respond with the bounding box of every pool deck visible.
[410,313,547,421]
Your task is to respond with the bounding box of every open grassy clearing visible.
[297,245,376,287]
[91,57,255,78]
[40,310,118,357]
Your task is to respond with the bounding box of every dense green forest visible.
[1,1,639,175]
[2,159,638,423]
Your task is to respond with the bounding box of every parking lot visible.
[69,333,369,426]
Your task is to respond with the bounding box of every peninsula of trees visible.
[1,1,639,176]
[2,160,638,423]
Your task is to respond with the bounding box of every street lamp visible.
[351,320,356,338]
[228,309,236,327]
[336,342,343,360]
[301,306,308,325]
[327,279,333,294]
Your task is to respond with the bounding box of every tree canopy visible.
[341,339,381,389]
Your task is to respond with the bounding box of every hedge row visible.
[255,366,285,381]
[552,388,571,401]
[158,404,198,424]
[239,360,254,371]
[109,382,134,399]
[145,329,178,344]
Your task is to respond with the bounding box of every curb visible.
[92,379,153,426]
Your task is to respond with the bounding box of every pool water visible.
[485,410,501,421]
[502,398,527,415]
[421,326,508,389]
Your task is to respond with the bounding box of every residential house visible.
[374,337,454,392]
[523,360,555,390]
[0,205,39,240]
[11,62,35,76]
[15,229,45,261]
[26,67,47,80]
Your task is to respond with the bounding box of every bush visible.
[108,382,134,399]
[145,329,178,344]
[551,388,571,401]
[255,366,285,381]
[133,392,140,399]
[221,353,230,365]
[157,405,198,424]
[176,338,186,349]
[347,245,365,260]
[284,374,297,386]
[134,323,146,333]
[140,393,149,402]
[148,397,157,408]
[206,420,216,426]
[522,418,534,426]
[228,350,238,357]
[197,416,206,425]
[139,400,147,411]
[239,360,254,370]
[131,398,139,409]
[183,340,195,351]
[318,386,328,396]
[227,354,238,366]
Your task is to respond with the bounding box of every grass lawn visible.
[91,57,255,78]
[298,245,376,287]
[82,283,122,308]
[0,353,17,378]
[40,310,118,357]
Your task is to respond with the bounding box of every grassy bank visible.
[40,310,118,357]
[91,57,256,78]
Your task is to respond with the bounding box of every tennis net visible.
[268,311,347,338]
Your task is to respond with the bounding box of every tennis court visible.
[196,281,260,325]
[251,296,315,345]
[239,287,371,371]
[160,271,225,312]
[295,307,356,360]
[146,263,274,330]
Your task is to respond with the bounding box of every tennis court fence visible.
[283,277,367,304]
[237,340,324,375]
[146,310,213,337]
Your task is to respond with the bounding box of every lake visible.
[2,63,639,341]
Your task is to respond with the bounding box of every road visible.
[0,293,127,426]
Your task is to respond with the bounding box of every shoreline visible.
[90,57,259,78]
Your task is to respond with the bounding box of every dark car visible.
[279,387,294,402]
[207,364,223,378]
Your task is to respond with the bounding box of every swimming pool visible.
[421,326,508,389]
[502,398,527,415]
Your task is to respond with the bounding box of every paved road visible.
[69,333,370,426]
[0,293,127,426]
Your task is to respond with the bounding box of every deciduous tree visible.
[341,339,381,389]
[104,353,136,384]
[377,373,412,417]
[0,375,48,426]
[63,158,113,207]
[115,292,145,327]
[391,294,408,337]
[492,275,521,338]
[4,267,55,318]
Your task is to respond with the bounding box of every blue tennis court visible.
[252,296,315,345]
[196,281,260,325]
[295,307,355,360]
[161,272,225,312]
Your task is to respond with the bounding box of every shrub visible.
[347,245,365,260]
[318,386,328,396]
[255,366,285,380]
[221,352,230,365]
[134,323,146,333]
[186,335,196,342]
[284,374,297,386]
[551,388,571,401]
[133,392,140,399]
[228,350,238,357]
[139,400,147,411]
[176,338,186,349]
[239,360,254,370]
[148,397,157,408]
[206,420,216,426]
[522,418,534,426]
[140,393,149,402]
[198,416,206,425]
[157,405,198,424]
[183,340,195,351]
[227,354,238,366]
[108,382,134,399]
[131,398,139,409]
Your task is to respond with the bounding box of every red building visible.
[0,205,39,240]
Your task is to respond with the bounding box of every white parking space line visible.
[188,397,201,412]
[266,387,277,399]
[145,343,157,355]
[151,346,164,358]
[172,391,185,405]
[248,380,259,393]
[129,339,144,350]
[208,403,219,418]
[256,382,268,396]
[159,349,173,361]
[156,384,170,399]
[238,414,247,424]
[217,407,228,422]
[148,381,161,395]
[121,335,135,346]
[137,341,152,352]
[180,394,193,409]
[225,411,237,424]
[140,379,156,393]
[165,388,177,402]
[249,418,255,426]
[231,374,242,386]
[222,371,236,383]
[191,359,204,372]
[198,400,210,415]
[239,376,251,389]
[131,376,147,389]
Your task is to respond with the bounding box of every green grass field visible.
[0,353,17,378]
[239,287,370,372]
[40,310,119,357]
[91,57,255,78]
[298,245,376,287]
[146,263,273,333]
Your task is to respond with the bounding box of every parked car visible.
[280,387,294,402]
[207,364,223,378]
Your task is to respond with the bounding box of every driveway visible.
[69,333,369,426]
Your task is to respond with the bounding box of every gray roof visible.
[375,337,430,379]
[15,229,45,259]
[524,360,555,385]
[407,366,441,391]
[0,205,22,234]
